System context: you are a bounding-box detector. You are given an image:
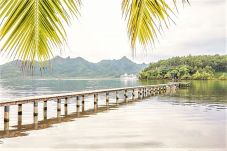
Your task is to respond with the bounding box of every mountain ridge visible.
[0,56,147,79]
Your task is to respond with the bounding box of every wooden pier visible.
[0,82,190,135]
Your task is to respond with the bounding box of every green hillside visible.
[139,55,227,80]
[0,56,147,79]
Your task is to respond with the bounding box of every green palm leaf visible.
[0,0,188,66]
[0,0,81,66]
[122,0,188,56]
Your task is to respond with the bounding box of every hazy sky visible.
[0,0,226,64]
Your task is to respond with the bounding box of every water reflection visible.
[0,100,141,139]
[167,81,227,104]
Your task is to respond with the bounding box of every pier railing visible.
[0,82,189,132]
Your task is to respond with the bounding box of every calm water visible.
[0,79,226,150]
[0,78,167,100]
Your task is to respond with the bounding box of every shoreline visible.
[139,79,227,81]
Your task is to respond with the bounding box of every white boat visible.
[120,73,137,80]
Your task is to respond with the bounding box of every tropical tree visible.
[0,0,188,66]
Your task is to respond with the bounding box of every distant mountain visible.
[0,56,147,79]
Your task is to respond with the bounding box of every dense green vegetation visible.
[139,55,227,80]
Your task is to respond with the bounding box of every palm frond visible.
[122,0,189,56]
[0,0,81,66]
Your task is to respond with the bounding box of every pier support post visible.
[18,104,22,129]
[76,96,80,117]
[149,88,152,96]
[141,89,144,98]
[164,86,166,92]
[141,88,143,98]
[153,87,155,95]
[4,106,9,131]
[124,89,128,103]
[106,92,109,108]
[94,94,98,112]
[57,99,61,119]
[43,100,47,120]
[64,97,68,116]
[147,88,149,96]
[147,88,150,97]
[154,87,157,94]
[151,88,155,95]
[137,89,139,99]
[132,89,135,101]
[33,102,38,129]
[138,89,141,99]
[150,88,153,96]
[142,88,145,98]
[151,88,153,96]
[82,95,85,112]
[166,85,170,92]
[116,91,119,105]
[172,85,177,93]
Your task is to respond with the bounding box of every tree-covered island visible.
[139,55,227,80]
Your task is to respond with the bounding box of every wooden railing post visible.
[106,92,109,108]
[132,89,135,101]
[124,89,128,103]
[143,88,145,98]
[164,86,166,92]
[138,89,141,99]
[82,95,85,112]
[146,88,149,97]
[64,97,68,116]
[141,88,143,98]
[151,88,153,95]
[76,96,80,117]
[18,104,22,129]
[137,89,139,99]
[116,91,119,105]
[145,88,148,97]
[155,87,157,94]
[149,87,152,96]
[57,98,61,119]
[4,106,10,131]
[94,94,98,112]
[33,101,38,129]
[43,100,47,120]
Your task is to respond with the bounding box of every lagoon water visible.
[0,79,226,150]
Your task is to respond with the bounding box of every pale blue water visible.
[0,79,226,150]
